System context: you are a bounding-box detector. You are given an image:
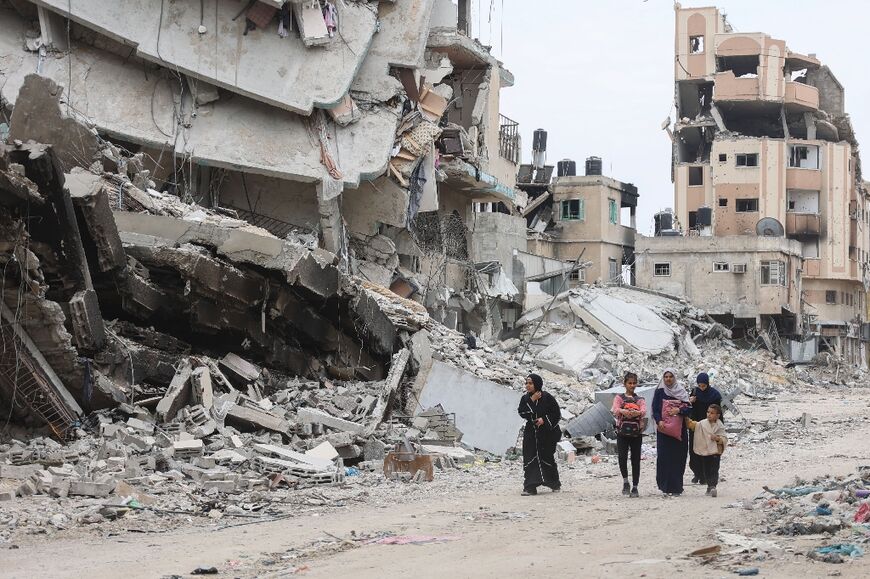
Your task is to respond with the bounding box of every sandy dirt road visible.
[3,389,869,579]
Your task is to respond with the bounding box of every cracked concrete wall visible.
[30,0,378,114]
[351,0,435,101]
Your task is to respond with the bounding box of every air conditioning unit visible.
[732,264,747,273]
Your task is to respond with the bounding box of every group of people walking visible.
[517,369,728,497]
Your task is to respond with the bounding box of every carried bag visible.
[659,399,686,440]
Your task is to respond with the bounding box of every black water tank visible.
[585,156,602,176]
[532,129,547,152]
[654,211,673,235]
[557,159,576,177]
[697,206,713,227]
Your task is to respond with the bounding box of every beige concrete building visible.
[528,173,638,285]
[641,3,870,364]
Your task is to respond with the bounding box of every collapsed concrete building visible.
[638,3,870,365]
[0,0,528,342]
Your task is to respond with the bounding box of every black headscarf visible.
[528,373,543,392]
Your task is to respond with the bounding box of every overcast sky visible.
[470,1,870,235]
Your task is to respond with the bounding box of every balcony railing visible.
[498,114,520,164]
[785,212,820,237]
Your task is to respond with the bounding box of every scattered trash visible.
[191,567,219,575]
[736,568,759,576]
[368,535,459,546]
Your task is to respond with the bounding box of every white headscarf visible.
[657,367,689,402]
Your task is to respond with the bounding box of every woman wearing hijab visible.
[652,368,692,495]
[517,373,562,496]
[688,372,722,485]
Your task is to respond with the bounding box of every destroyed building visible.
[638,3,870,365]
[0,0,528,343]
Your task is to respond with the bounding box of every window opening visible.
[654,263,671,277]
[688,166,704,186]
[736,153,758,167]
[736,198,759,212]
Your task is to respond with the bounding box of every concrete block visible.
[200,480,236,493]
[190,366,214,410]
[568,291,674,354]
[226,403,290,434]
[156,359,193,422]
[68,481,115,498]
[363,438,387,461]
[0,491,15,501]
[126,417,154,433]
[16,479,37,497]
[220,353,261,385]
[297,407,364,434]
[69,289,106,350]
[253,444,334,471]
[0,464,41,479]
[306,441,339,461]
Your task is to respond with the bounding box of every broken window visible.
[802,239,820,258]
[608,199,618,224]
[689,35,705,54]
[688,211,698,229]
[760,261,785,286]
[718,154,727,163]
[561,199,585,221]
[736,153,758,167]
[654,263,671,277]
[826,290,838,304]
[736,198,759,212]
[716,55,760,77]
[609,258,619,282]
[713,262,729,272]
[569,269,585,282]
[789,145,820,169]
[688,166,704,186]
[718,198,728,207]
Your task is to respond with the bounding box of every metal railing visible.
[498,114,520,164]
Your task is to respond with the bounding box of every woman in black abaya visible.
[517,373,562,495]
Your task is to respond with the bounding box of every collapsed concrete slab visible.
[415,361,522,455]
[33,0,379,114]
[568,291,675,354]
[534,329,601,378]
[297,407,364,435]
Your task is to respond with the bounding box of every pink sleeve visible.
[611,395,622,417]
[637,398,647,418]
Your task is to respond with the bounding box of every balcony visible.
[498,114,520,164]
[785,212,820,237]
[713,71,760,102]
[784,81,820,111]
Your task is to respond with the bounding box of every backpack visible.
[617,395,645,437]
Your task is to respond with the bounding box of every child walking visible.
[611,372,646,498]
[686,404,727,497]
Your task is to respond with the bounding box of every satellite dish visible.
[756,218,784,237]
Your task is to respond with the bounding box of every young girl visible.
[686,404,727,497]
[611,372,646,497]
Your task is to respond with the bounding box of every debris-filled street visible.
[2,0,870,578]
[2,385,869,578]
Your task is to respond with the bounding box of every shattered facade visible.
[639,4,870,365]
[0,0,530,341]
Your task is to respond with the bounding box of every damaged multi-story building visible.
[636,3,870,365]
[0,0,529,341]
[517,136,639,289]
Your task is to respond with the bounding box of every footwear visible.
[521,489,537,496]
[622,482,630,495]
[710,487,717,497]
[691,476,700,484]
[705,487,712,496]
[550,487,561,493]
[630,487,639,498]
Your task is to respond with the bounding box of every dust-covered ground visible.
[2,386,869,579]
